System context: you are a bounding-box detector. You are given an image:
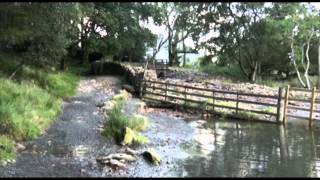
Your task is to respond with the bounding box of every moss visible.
[121,127,135,146]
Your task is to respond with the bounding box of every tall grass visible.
[0,52,81,161]
[0,78,62,141]
[102,90,150,145]
[0,136,15,164]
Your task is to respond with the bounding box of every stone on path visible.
[142,148,161,165]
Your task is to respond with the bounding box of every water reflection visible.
[178,119,320,177]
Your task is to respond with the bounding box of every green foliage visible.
[134,133,150,145]
[112,90,132,103]
[0,136,15,164]
[193,2,320,83]
[130,114,150,132]
[0,3,79,67]
[215,100,237,107]
[0,53,79,99]
[0,52,80,162]
[200,63,246,81]
[43,72,79,98]
[263,107,277,114]
[102,90,150,145]
[237,111,257,120]
[0,78,61,141]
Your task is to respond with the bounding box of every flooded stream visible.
[176,119,320,177]
[1,76,320,177]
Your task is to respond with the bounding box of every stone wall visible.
[91,60,157,96]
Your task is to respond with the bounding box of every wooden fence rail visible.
[142,80,320,127]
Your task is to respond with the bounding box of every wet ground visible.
[0,76,196,177]
[1,75,320,177]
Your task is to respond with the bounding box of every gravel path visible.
[0,76,196,177]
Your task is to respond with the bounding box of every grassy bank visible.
[0,53,82,163]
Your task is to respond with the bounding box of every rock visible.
[15,143,26,152]
[97,153,136,162]
[142,148,161,165]
[120,127,135,146]
[122,84,135,94]
[136,102,146,113]
[124,147,140,156]
[109,153,137,162]
[107,159,127,169]
[96,156,110,164]
[96,101,105,108]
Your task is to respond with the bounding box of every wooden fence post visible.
[309,87,317,128]
[283,85,290,126]
[276,87,284,124]
[165,83,167,102]
[184,87,187,110]
[236,92,239,114]
[212,91,215,112]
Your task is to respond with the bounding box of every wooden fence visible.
[141,80,320,127]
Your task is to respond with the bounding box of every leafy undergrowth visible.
[0,52,81,163]
[102,90,150,145]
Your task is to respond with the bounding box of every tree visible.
[286,3,320,89]
[0,3,79,71]
[74,2,160,64]
[192,2,320,83]
[160,3,201,66]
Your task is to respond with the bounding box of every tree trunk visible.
[128,52,132,63]
[82,46,89,65]
[318,42,320,88]
[171,43,178,66]
[60,57,66,71]
[290,32,306,88]
[182,32,186,67]
[168,29,173,66]
[250,61,258,82]
[304,29,314,89]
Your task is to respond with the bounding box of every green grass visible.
[0,52,81,162]
[0,78,62,141]
[263,106,277,114]
[0,53,80,98]
[237,111,258,120]
[0,136,15,164]
[200,63,246,81]
[102,90,150,145]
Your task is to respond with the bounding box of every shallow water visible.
[176,119,320,177]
